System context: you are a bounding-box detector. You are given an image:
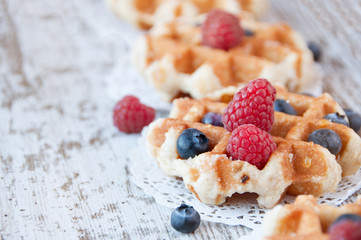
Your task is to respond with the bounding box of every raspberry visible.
[227,124,277,169]
[222,78,276,132]
[113,95,155,133]
[201,9,243,50]
[329,218,361,240]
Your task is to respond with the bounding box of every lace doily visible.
[128,126,361,228]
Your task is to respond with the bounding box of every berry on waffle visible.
[201,9,244,50]
[106,0,268,29]
[222,78,276,132]
[227,124,277,169]
[134,15,315,101]
[263,195,361,240]
[147,117,341,208]
[146,85,361,207]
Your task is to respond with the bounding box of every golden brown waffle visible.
[146,88,361,208]
[171,89,361,178]
[134,17,315,101]
[262,195,361,240]
[147,117,341,208]
[105,0,268,29]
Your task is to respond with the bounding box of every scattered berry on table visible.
[227,124,277,169]
[307,129,342,155]
[171,204,201,233]
[177,128,209,159]
[324,112,349,127]
[344,109,361,132]
[274,99,297,115]
[307,41,321,61]
[201,9,243,50]
[201,112,223,127]
[328,214,361,240]
[222,78,277,133]
[112,95,155,134]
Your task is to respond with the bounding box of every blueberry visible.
[244,29,254,36]
[307,41,321,61]
[177,128,210,159]
[307,129,342,155]
[324,112,349,127]
[201,112,223,127]
[274,99,297,115]
[344,109,361,132]
[171,204,201,233]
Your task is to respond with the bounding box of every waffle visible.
[171,87,361,177]
[146,87,361,208]
[262,195,361,240]
[133,16,315,101]
[105,0,268,29]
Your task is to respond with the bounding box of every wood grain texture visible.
[1,0,361,239]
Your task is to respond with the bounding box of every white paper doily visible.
[128,126,361,229]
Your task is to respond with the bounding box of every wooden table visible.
[1,0,361,239]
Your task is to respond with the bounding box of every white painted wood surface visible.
[1,0,361,239]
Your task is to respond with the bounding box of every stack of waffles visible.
[105,0,268,29]
[262,195,361,239]
[146,86,361,208]
[133,16,315,101]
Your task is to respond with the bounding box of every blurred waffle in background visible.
[105,0,268,29]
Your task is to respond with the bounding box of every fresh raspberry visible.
[113,95,155,133]
[201,9,243,50]
[222,78,276,132]
[227,124,277,169]
[329,220,361,240]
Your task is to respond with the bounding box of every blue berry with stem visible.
[171,204,201,233]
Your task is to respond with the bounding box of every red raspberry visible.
[113,95,155,133]
[201,9,243,50]
[222,78,276,132]
[227,124,277,169]
[329,220,361,240]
